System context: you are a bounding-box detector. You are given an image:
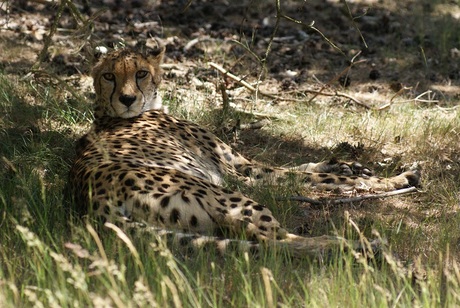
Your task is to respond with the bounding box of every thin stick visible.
[282,186,419,205]
[343,0,368,49]
[209,62,267,96]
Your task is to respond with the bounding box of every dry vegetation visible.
[1,0,460,306]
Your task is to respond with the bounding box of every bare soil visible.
[3,0,460,103]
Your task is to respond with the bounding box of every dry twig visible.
[377,90,439,110]
[281,186,419,205]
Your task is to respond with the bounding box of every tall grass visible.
[1,201,456,306]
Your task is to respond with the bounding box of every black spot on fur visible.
[252,205,264,211]
[276,233,285,240]
[125,178,135,186]
[108,165,121,171]
[197,189,207,195]
[118,172,127,181]
[193,192,205,199]
[160,196,170,208]
[321,178,335,184]
[260,215,272,222]
[196,197,205,209]
[190,215,198,227]
[229,197,242,203]
[181,192,190,203]
[243,168,254,176]
[243,209,252,216]
[170,209,180,223]
[217,198,227,206]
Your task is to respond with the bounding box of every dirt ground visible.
[2,0,460,103]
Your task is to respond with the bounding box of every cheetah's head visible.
[91,47,165,119]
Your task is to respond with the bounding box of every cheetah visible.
[69,47,420,258]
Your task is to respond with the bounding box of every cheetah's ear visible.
[93,46,109,62]
[90,46,110,79]
[146,46,166,66]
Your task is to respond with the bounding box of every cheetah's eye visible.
[136,70,149,79]
[102,73,115,81]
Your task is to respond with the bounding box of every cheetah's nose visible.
[119,95,136,107]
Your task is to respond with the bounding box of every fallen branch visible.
[208,62,279,100]
[281,186,419,205]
